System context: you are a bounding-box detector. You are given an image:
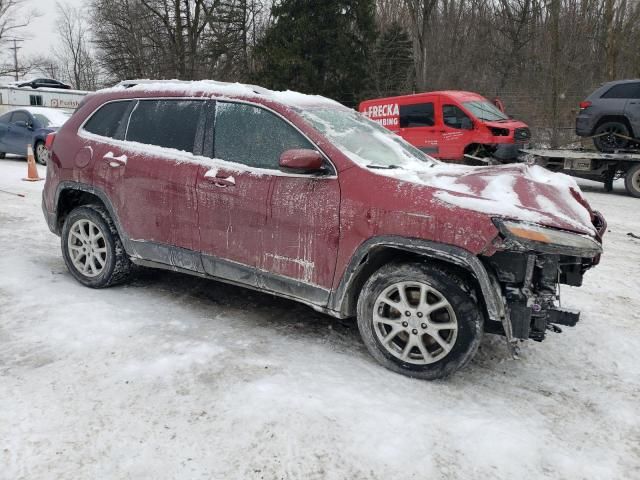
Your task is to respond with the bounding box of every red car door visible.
[264,172,340,303]
[397,97,440,156]
[438,98,477,161]
[196,101,276,279]
[196,101,340,302]
[84,99,204,265]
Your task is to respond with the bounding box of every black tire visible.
[593,121,630,152]
[34,141,48,165]
[625,164,640,198]
[61,204,131,288]
[0,152,5,159]
[357,262,483,380]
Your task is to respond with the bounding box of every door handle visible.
[103,151,127,167]
[204,168,235,187]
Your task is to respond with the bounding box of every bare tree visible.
[403,0,439,90]
[55,2,101,90]
[0,0,35,41]
[0,0,40,78]
[91,0,267,82]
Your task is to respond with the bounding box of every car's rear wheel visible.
[34,141,49,165]
[593,122,630,152]
[357,262,483,380]
[61,204,131,288]
[625,164,640,198]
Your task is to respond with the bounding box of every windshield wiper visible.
[366,164,400,169]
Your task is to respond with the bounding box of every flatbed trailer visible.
[521,148,640,198]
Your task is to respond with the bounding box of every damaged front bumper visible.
[484,252,588,342]
[481,225,603,352]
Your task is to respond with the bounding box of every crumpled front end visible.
[481,210,606,344]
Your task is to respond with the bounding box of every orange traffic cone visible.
[23,144,44,182]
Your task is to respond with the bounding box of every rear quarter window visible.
[601,83,640,99]
[83,100,132,139]
[125,99,204,153]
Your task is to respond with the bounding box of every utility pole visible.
[9,39,24,81]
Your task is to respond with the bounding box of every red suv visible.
[360,91,531,162]
[42,80,605,380]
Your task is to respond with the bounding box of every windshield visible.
[462,101,509,121]
[32,110,71,128]
[298,107,437,169]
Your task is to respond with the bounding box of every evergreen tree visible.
[369,22,414,97]
[253,0,376,107]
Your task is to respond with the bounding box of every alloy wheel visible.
[35,143,50,165]
[372,281,458,365]
[67,219,108,277]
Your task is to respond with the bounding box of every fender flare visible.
[328,235,505,323]
[53,181,130,249]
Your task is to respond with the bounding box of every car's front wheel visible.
[357,262,483,380]
[61,204,131,288]
[34,141,49,165]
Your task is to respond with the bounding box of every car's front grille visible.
[515,127,531,142]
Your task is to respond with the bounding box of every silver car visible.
[576,79,640,152]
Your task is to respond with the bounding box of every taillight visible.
[579,101,592,110]
[45,132,56,150]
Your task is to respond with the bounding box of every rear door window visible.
[399,103,435,128]
[83,100,133,139]
[213,102,313,169]
[602,83,640,99]
[125,99,204,153]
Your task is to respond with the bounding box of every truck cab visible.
[359,91,531,163]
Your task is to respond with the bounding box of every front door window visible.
[442,105,473,130]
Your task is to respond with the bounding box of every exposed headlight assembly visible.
[494,219,602,257]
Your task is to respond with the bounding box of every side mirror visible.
[279,149,324,173]
[461,118,474,130]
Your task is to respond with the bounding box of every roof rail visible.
[115,79,272,96]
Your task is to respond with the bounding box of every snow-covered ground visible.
[1,157,638,479]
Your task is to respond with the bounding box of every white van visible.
[0,85,90,114]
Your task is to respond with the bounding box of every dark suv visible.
[42,80,605,380]
[576,79,640,151]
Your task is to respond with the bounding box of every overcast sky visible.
[19,0,86,57]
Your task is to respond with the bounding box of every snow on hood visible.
[383,163,596,235]
[23,107,71,128]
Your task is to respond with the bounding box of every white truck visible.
[0,85,90,114]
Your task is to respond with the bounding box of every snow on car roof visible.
[99,79,345,108]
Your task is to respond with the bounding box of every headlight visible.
[494,219,602,257]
